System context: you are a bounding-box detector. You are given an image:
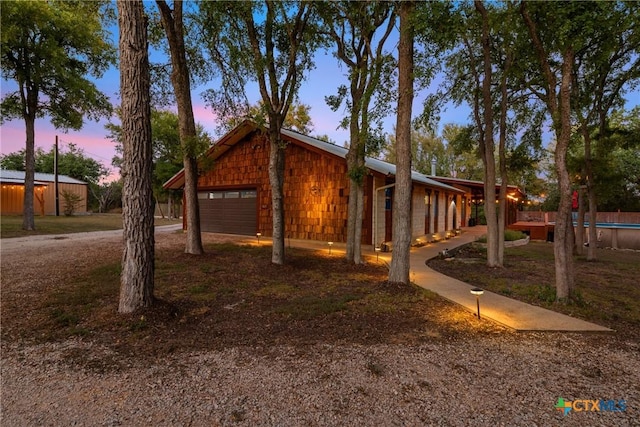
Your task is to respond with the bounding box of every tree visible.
[388,1,414,284]
[444,1,545,267]
[200,1,320,265]
[1,0,115,230]
[570,1,640,259]
[117,0,155,313]
[156,0,205,255]
[91,180,123,213]
[441,123,485,180]
[224,101,315,134]
[520,1,597,299]
[318,1,396,265]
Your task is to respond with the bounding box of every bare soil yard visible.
[1,231,638,426]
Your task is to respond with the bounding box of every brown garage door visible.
[199,189,257,235]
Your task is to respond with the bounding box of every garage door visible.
[198,189,257,235]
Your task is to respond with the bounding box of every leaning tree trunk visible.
[118,0,155,313]
[521,5,575,300]
[388,1,414,284]
[157,0,204,255]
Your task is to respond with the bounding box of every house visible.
[164,120,469,247]
[426,176,525,227]
[0,169,88,215]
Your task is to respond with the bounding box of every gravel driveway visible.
[1,230,638,426]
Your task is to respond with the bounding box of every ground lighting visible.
[328,241,333,255]
[470,288,484,319]
[256,232,261,244]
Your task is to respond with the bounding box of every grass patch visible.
[428,241,640,339]
[0,213,180,238]
[2,238,507,363]
[476,229,527,243]
[274,294,361,319]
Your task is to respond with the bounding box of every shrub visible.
[477,229,527,243]
[61,190,84,216]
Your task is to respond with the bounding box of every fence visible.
[517,211,640,224]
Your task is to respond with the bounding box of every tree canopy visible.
[1,0,115,230]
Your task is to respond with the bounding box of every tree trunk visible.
[268,124,286,265]
[388,1,414,284]
[587,185,597,260]
[583,128,598,260]
[576,184,586,255]
[22,114,36,230]
[345,151,358,262]
[553,48,576,299]
[157,0,204,255]
[118,0,155,313]
[521,3,575,300]
[497,51,513,266]
[476,0,500,268]
[345,128,365,265]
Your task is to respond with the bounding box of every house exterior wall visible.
[411,186,425,240]
[197,132,352,243]
[1,182,87,215]
[372,175,388,248]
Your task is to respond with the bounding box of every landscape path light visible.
[256,232,261,245]
[328,241,333,255]
[470,288,484,319]
[375,246,381,262]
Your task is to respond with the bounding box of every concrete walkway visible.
[407,228,612,332]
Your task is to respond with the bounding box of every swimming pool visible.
[573,222,640,249]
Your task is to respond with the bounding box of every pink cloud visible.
[1,117,120,182]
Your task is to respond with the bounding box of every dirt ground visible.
[1,229,503,366]
[1,231,639,426]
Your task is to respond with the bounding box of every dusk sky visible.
[1,19,638,183]
[1,47,465,182]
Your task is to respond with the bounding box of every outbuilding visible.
[164,120,467,247]
[0,169,88,215]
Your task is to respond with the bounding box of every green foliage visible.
[199,1,322,126]
[504,230,527,241]
[383,124,484,180]
[477,229,525,244]
[106,109,211,201]
[61,190,84,216]
[224,101,315,134]
[1,143,109,210]
[0,0,116,128]
[317,0,397,162]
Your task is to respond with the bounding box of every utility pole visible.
[54,135,59,216]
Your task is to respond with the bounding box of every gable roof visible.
[163,120,463,194]
[0,169,87,185]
